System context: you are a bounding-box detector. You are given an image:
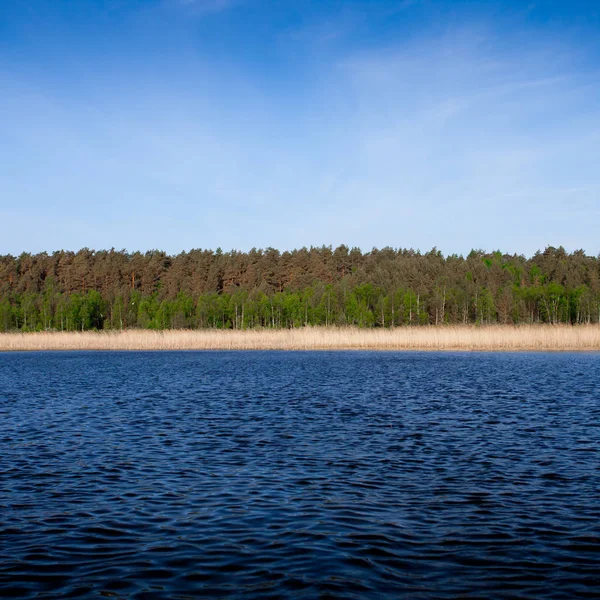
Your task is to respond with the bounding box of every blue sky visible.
[1,0,599,256]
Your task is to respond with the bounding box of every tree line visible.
[1,245,599,331]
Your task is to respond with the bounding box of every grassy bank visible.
[1,325,600,352]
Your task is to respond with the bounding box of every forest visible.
[0,246,599,331]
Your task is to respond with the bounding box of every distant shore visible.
[1,325,600,352]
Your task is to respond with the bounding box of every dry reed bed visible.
[1,325,600,352]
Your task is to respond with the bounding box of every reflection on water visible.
[1,350,599,598]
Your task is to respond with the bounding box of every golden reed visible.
[1,325,600,352]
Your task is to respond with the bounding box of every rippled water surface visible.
[1,351,599,598]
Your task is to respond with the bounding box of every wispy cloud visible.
[301,24,600,252]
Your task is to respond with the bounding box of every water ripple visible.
[1,351,599,598]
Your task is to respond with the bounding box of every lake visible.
[1,351,599,598]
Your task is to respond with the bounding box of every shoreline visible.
[1,325,600,352]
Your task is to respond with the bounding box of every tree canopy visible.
[1,246,599,331]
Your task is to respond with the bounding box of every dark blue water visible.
[1,351,599,599]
